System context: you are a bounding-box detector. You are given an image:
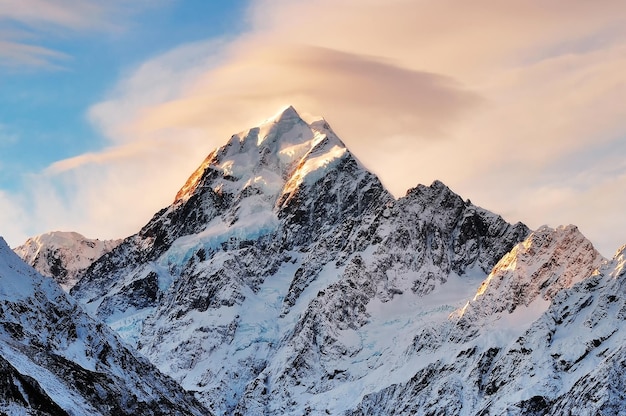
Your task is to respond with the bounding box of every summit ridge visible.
[174,105,348,204]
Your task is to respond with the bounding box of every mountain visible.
[14,231,121,291]
[452,224,605,341]
[70,106,531,414]
[0,236,211,415]
[350,225,608,415]
[23,106,624,414]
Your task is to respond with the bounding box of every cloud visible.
[0,0,163,69]
[0,1,114,29]
[113,43,480,141]
[10,0,626,256]
[0,190,31,247]
[469,163,626,258]
[88,38,228,143]
[0,40,69,69]
[3,130,209,247]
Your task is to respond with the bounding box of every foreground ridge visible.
[0,237,210,415]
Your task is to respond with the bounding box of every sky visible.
[1,0,625,257]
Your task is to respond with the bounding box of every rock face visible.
[0,237,210,416]
[14,231,121,291]
[70,106,530,414]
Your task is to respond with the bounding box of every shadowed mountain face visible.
[0,354,69,416]
[0,237,211,416]
[69,106,534,414]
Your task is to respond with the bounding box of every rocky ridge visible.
[350,226,611,415]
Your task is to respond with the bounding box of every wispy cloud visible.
[0,1,114,29]
[8,0,626,256]
[0,0,161,69]
[0,40,69,69]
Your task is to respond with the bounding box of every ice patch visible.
[107,307,155,347]
[162,209,279,268]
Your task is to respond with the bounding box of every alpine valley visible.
[11,106,626,415]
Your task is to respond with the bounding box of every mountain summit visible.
[69,106,531,413]
[174,105,349,204]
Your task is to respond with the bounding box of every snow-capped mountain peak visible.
[173,105,348,207]
[453,224,605,340]
[13,231,121,291]
[66,107,536,414]
[256,105,306,146]
[32,106,625,415]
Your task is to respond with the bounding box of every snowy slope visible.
[14,231,121,291]
[452,224,605,342]
[349,226,610,415]
[71,106,530,414]
[0,237,210,415]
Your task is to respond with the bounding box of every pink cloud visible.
[0,40,68,69]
